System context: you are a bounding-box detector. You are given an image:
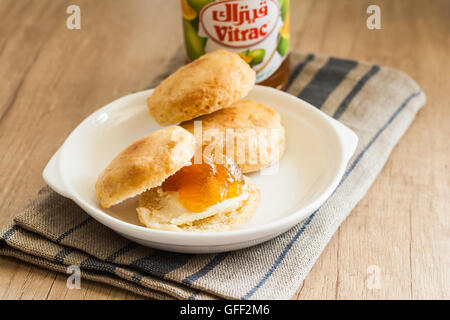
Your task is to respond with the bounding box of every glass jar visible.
[181,0,290,90]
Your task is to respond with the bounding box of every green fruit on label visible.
[182,0,197,20]
[187,0,214,15]
[238,51,252,64]
[249,49,265,66]
[183,20,207,60]
[281,0,289,21]
[190,17,200,32]
[277,36,289,57]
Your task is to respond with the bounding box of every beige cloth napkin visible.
[0,52,426,300]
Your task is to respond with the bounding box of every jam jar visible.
[181,0,290,89]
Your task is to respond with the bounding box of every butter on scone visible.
[181,99,286,173]
[95,126,195,208]
[137,176,260,232]
[147,50,256,125]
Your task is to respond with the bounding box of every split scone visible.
[95,126,260,232]
[95,126,195,209]
[181,100,286,173]
[147,50,256,125]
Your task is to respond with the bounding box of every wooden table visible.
[0,0,448,300]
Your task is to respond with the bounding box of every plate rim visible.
[45,85,357,247]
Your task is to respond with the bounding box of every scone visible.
[95,126,195,208]
[147,50,256,125]
[181,99,286,173]
[136,150,260,232]
[95,126,260,232]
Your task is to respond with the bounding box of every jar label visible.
[182,0,290,83]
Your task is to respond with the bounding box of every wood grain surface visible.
[0,0,448,300]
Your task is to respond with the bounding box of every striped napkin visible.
[0,52,425,300]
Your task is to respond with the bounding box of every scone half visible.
[137,176,260,232]
[95,126,195,208]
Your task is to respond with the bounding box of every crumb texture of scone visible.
[181,99,286,173]
[147,50,256,125]
[137,176,260,232]
[95,126,195,208]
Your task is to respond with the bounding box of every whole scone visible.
[95,126,195,208]
[181,100,286,173]
[147,50,256,125]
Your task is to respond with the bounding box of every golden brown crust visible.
[95,126,195,208]
[137,176,260,232]
[181,99,286,173]
[147,50,256,125]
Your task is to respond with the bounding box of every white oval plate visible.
[43,85,357,253]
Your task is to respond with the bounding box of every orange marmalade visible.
[162,153,244,212]
[181,0,291,89]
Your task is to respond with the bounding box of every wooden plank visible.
[0,0,177,300]
[295,0,450,300]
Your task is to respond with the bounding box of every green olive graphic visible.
[183,19,207,60]
[277,36,289,57]
[280,0,289,21]
[249,49,266,66]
